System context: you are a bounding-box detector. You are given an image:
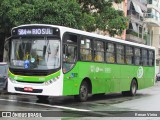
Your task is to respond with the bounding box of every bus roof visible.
[13,24,155,50]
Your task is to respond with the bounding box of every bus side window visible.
[134,48,141,65]
[80,38,92,61]
[65,46,77,63]
[116,44,124,64]
[62,33,77,73]
[149,50,154,66]
[142,49,148,66]
[106,43,115,63]
[94,40,104,62]
[126,46,133,64]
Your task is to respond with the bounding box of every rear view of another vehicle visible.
[0,63,8,90]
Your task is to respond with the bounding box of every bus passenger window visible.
[116,44,124,64]
[149,51,154,66]
[65,46,77,63]
[134,48,141,65]
[142,49,148,66]
[80,38,92,61]
[126,46,133,64]
[106,43,115,63]
[94,41,104,62]
[62,34,78,73]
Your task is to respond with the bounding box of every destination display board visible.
[12,26,60,37]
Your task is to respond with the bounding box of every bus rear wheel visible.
[36,95,49,101]
[74,81,88,102]
[122,79,137,96]
[129,79,137,96]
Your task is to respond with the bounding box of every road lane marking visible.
[0,98,110,116]
[0,98,91,111]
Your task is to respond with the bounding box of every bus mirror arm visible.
[43,46,47,57]
[4,37,11,51]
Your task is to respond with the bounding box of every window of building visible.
[94,40,104,62]
[129,23,133,29]
[106,43,115,63]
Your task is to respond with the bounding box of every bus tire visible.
[122,79,137,96]
[129,79,137,96]
[36,95,49,101]
[74,81,88,102]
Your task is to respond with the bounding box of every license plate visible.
[24,87,33,92]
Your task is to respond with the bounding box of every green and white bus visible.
[6,24,155,102]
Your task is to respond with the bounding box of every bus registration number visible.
[24,87,33,92]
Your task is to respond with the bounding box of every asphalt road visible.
[0,81,160,119]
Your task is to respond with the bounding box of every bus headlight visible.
[44,76,60,85]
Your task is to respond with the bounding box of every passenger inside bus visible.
[94,41,104,62]
[80,39,92,61]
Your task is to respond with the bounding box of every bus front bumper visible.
[7,77,63,96]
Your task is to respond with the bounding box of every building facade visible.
[126,0,148,44]
[144,0,160,68]
[126,0,160,72]
[95,0,128,39]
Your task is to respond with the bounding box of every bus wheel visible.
[74,81,88,102]
[36,95,49,101]
[129,79,137,96]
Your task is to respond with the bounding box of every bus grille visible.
[16,80,44,84]
[9,69,50,76]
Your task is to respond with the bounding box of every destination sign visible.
[17,28,53,35]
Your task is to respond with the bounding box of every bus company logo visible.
[96,67,100,72]
[137,66,143,78]
[105,68,111,73]
[90,65,95,72]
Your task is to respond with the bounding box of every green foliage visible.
[0,0,85,36]
[0,0,128,37]
[78,0,128,36]
[114,0,124,4]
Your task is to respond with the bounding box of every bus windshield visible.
[10,38,60,70]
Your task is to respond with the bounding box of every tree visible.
[0,0,95,61]
[0,0,128,62]
[0,0,128,38]
[78,0,128,36]
[0,0,90,37]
